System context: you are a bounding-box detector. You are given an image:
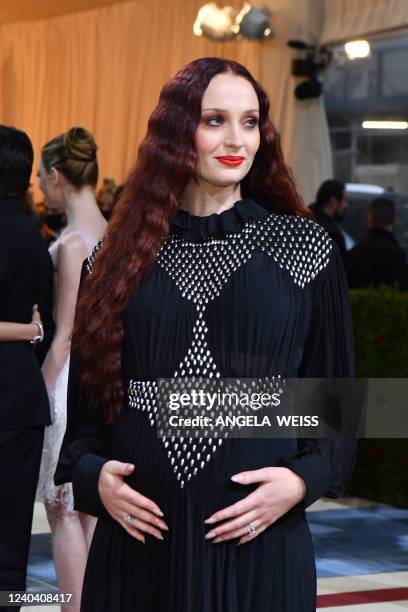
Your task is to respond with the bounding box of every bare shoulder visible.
[55,233,90,278]
[57,232,89,258]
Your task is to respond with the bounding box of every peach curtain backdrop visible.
[0,0,260,198]
[321,0,408,44]
[3,0,408,205]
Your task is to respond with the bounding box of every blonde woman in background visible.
[37,127,107,612]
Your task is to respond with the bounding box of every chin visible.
[205,170,250,188]
[208,179,243,189]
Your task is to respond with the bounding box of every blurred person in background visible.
[0,125,54,609]
[96,178,117,220]
[33,199,65,246]
[43,207,66,238]
[310,179,348,257]
[345,197,408,291]
[36,127,107,612]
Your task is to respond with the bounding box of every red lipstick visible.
[215,156,245,167]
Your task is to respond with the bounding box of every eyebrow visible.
[202,107,259,113]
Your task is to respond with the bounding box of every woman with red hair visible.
[56,58,354,611]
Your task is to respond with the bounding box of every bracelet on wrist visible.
[30,320,44,344]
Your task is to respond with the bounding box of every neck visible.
[63,185,99,228]
[178,178,242,217]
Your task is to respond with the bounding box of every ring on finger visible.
[123,514,135,526]
[246,522,257,536]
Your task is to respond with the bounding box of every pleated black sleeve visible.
[284,242,356,508]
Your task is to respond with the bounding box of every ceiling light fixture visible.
[362,120,408,130]
[193,2,274,42]
[345,40,371,60]
[193,3,236,41]
[234,3,274,40]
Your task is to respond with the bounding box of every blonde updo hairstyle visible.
[41,126,98,189]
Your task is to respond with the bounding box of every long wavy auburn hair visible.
[74,57,312,423]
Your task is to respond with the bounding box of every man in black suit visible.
[345,197,408,291]
[0,126,54,607]
[309,179,349,258]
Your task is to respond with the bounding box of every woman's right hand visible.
[98,460,168,543]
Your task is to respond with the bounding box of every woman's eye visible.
[203,115,258,128]
[244,117,259,128]
[206,116,223,127]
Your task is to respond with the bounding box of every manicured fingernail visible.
[213,537,223,544]
[205,531,216,540]
[157,534,164,541]
[231,474,243,483]
[127,464,134,470]
[155,510,164,517]
[204,518,215,524]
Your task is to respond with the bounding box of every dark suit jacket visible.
[309,203,347,259]
[345,227,408,291]
[0,196,54,428]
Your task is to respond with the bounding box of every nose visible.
[224,121,244,149]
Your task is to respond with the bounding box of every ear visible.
[50,167,60,188]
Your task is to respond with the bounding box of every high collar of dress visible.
[170,198,270,241]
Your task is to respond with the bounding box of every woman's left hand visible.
[32,304,42,325]
[204,467,306,545]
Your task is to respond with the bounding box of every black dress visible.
[56,199,355,612]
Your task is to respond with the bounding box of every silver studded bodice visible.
[155,211,331,377]
[86,206,333,488]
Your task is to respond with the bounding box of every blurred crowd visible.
[310,179,408,291]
